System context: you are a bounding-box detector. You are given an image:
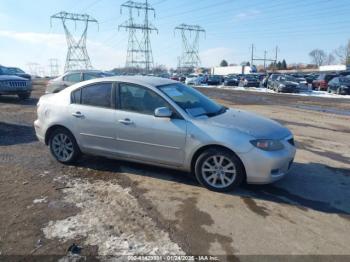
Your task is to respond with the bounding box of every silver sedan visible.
[34,76,296,192]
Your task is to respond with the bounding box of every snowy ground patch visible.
[43,178,183,256]
[196,85,350,98]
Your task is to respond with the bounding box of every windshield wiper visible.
[195,106,228,118]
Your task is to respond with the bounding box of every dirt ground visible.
[0,81,349,260]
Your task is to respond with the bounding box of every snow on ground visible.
[196,85,350,99]
[43,177,184,257]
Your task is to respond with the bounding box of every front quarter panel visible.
[184,120,255,169]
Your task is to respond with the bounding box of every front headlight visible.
[340,85,349,89]
[250,139,284,151]
[279,84,286,88]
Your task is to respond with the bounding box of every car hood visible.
[0,75,28,81]
[205,108,291,140]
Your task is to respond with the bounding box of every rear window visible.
[81,83,112,108]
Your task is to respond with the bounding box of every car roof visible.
[65,76,177,92]
[65,69,106,74]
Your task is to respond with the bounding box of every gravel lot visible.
[0,81,349,260]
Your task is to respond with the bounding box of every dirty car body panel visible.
[35,76,296,185]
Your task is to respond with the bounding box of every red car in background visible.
[312,73,338,91]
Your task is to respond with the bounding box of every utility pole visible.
[174,24,205,72]
[48,58,60,77]
[250,45,278,72]
[274,46,279,70]
[119,0,158,74]
[50,11,98,72]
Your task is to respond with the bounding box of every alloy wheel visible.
[51,133,74,162]
[201,155,237,189]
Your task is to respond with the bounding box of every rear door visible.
[114,83,187,166]
[69,82,117,155]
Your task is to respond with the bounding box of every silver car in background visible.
[35,76,296,192]
[45,69,114,94]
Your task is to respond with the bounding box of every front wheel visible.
[49,128,81,164]
[194,148,245,192]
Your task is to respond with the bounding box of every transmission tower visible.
[50,11,98,72]
[119,0,158,73]
[175,24,205,70]
[49,58,60,77]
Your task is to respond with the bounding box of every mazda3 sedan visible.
[34,76,296,192]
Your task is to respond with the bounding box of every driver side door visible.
[115,83,187,167]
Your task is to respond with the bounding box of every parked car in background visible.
[206,75,222,85]
[170,75,180,81]
[312,73,337,91]
[294,77,309,91]
[304,74,318,85]
[267,74,280,89]
[224,75,239,86]
[185,74,203,85]
[0,66,32,80]
[34,76,296,192]
[271,75,299,93]
[327,77,350,95]
[239,75,260,87]
[46,70,114,94]
[0,67,32,100]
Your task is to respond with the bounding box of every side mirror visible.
[154,107,173,118]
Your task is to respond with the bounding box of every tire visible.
[49,127,81,164]
[18,92,31,100]
[194,148,245,192]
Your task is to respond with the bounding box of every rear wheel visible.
[49,128,81,164]
[194,148,245,192]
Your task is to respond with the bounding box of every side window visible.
[81,83,112,108]
[71,89,81,104]
[64,73,81,83]
[119,84,168,115]
[83,73,99,81]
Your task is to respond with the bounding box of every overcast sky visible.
[0,0,349,74]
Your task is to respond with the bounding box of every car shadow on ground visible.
[0,122,37,146]
[0,96,38,106]
[74,156,350,215]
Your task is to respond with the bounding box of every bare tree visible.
[333,41,350,65]
[326,53,336,65]
[309,49,327,66]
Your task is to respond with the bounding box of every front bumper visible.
[239,137,296,184]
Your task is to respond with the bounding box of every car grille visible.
[287,138,295,146]
[9,81,27,87]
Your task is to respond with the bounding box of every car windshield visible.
[158,83,226,118]
[340,77,350,83]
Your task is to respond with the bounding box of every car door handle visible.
[118,118,133,125]
[72,112,84,118]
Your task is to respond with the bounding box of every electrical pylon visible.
[175,24,205,70]
[48,58,60,77]
[119,0,158,73]
[50,11,98,72]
